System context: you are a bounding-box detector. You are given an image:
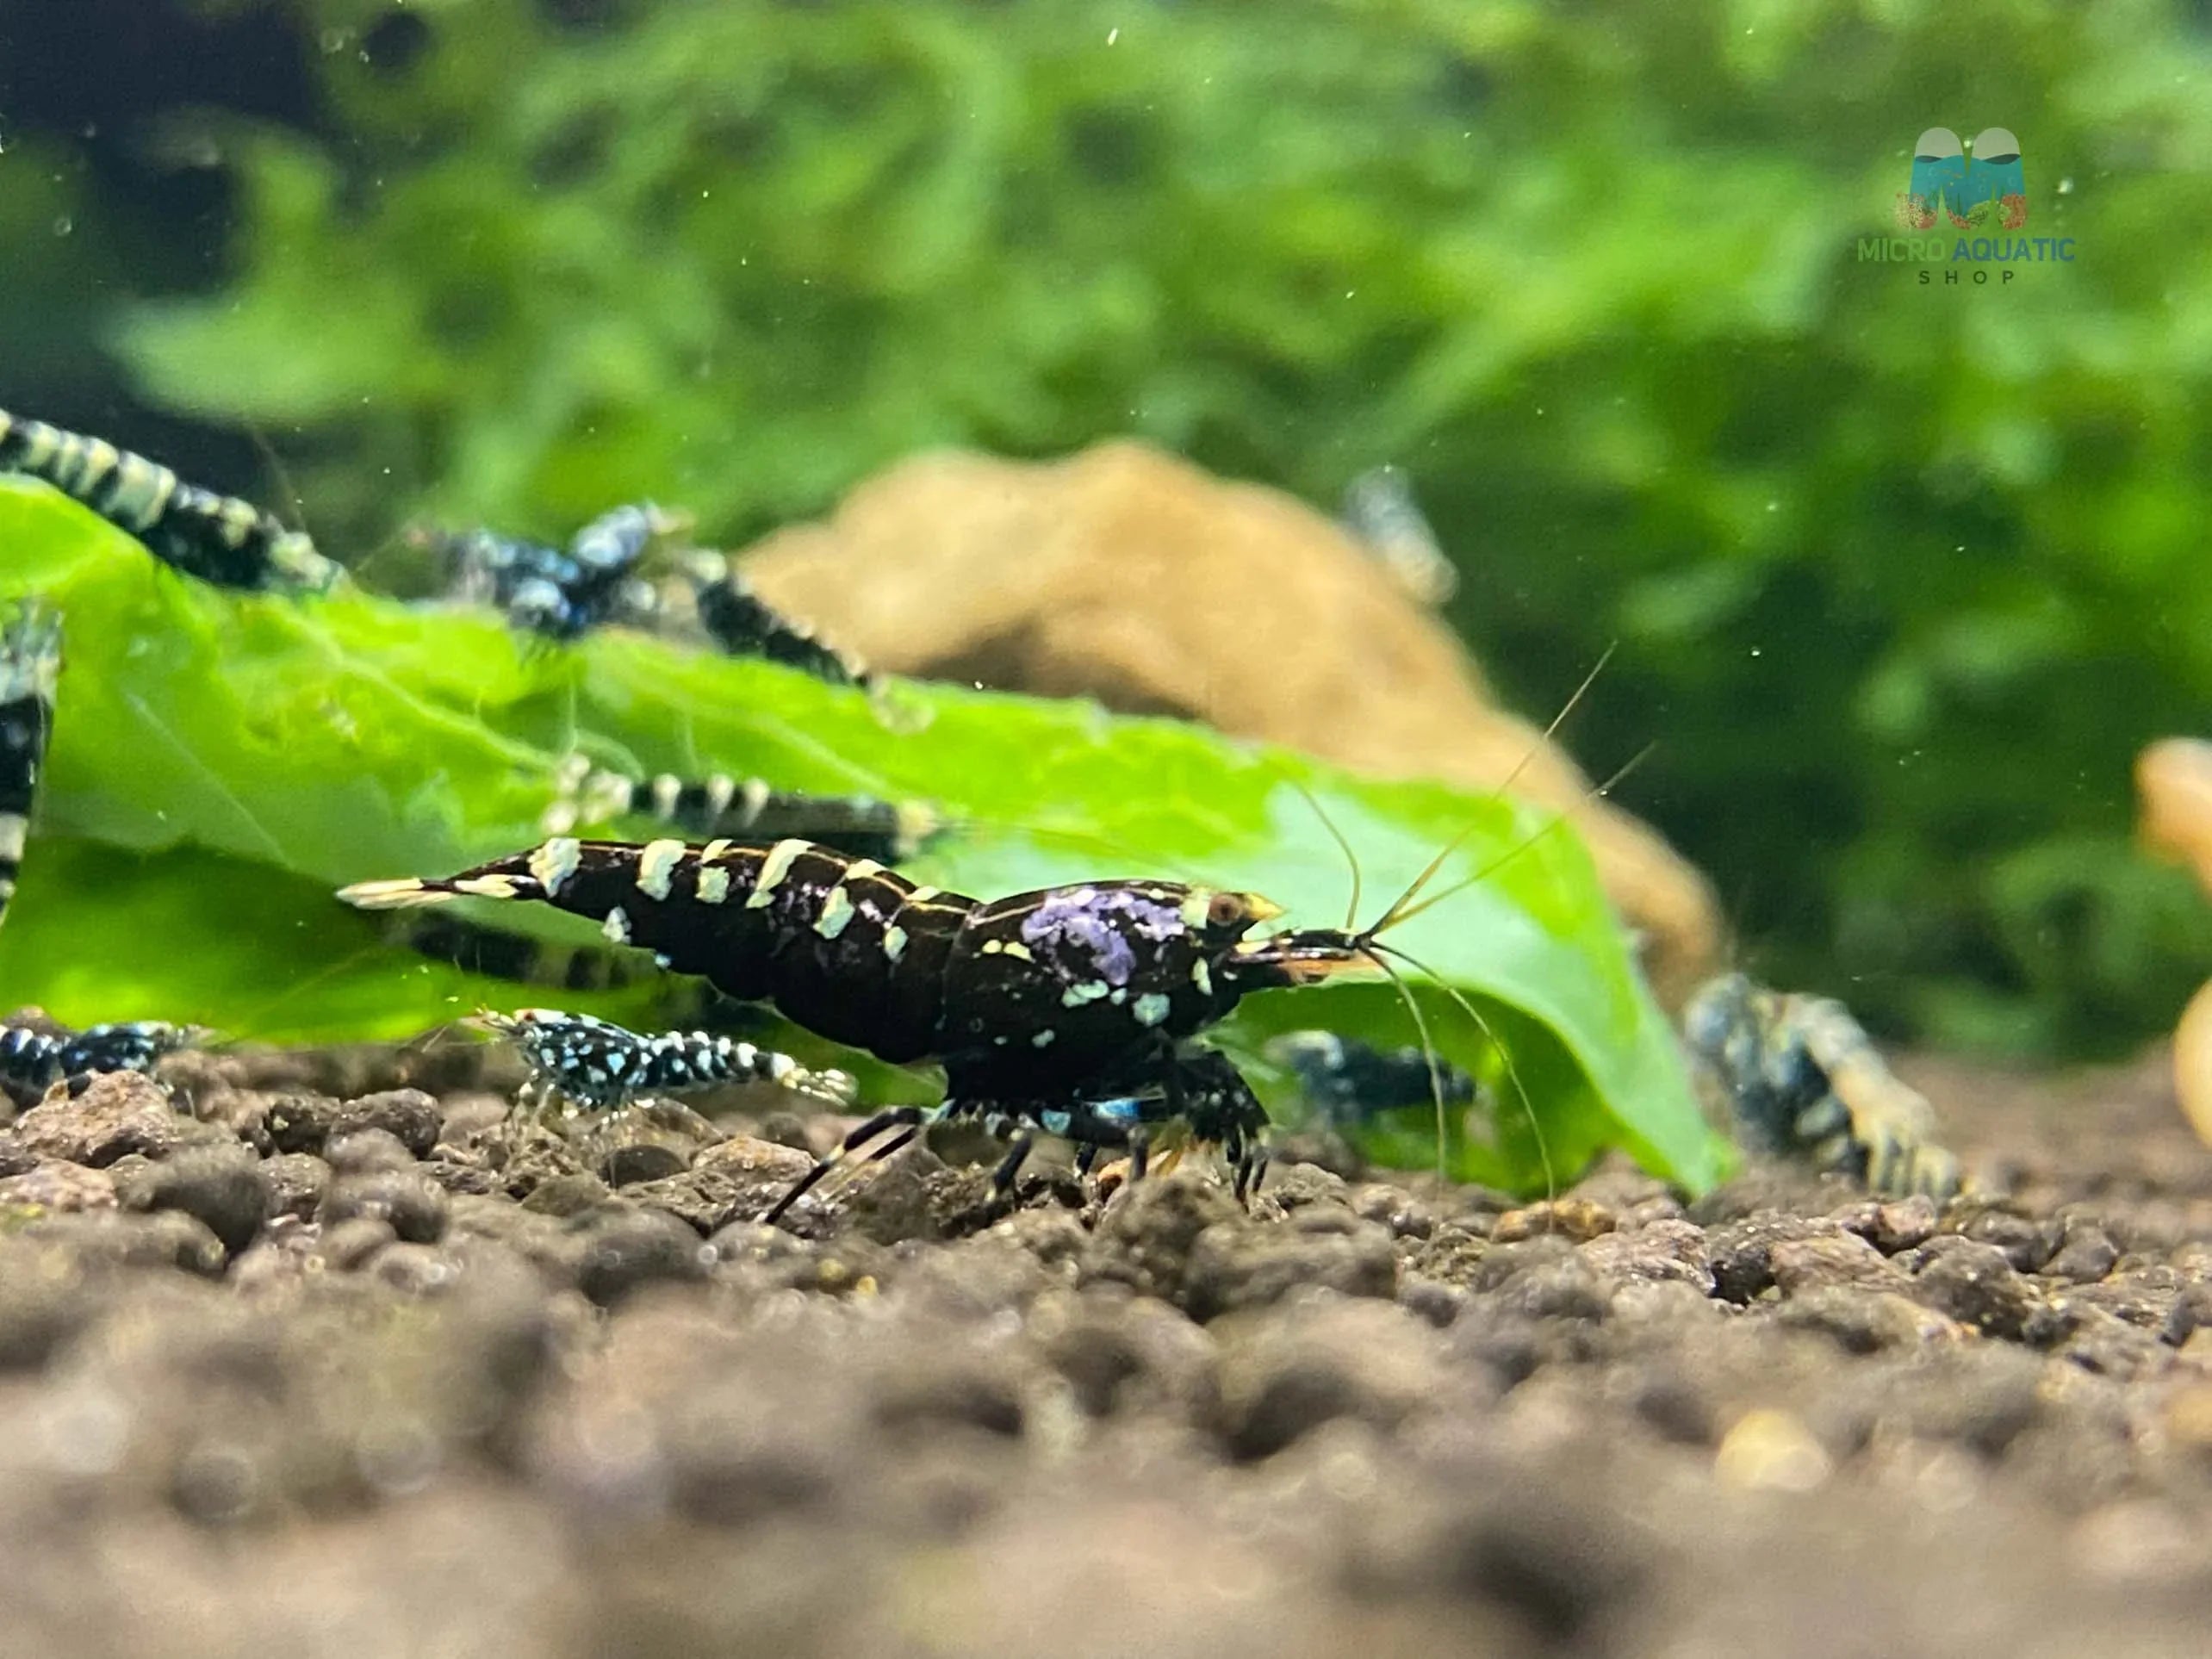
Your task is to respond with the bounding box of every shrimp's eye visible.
[1208,892,1247,929]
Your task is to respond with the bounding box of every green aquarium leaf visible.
[0,477,1727,1193]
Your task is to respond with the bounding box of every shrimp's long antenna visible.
[243,417,311,544]
[1293,648,1617,1195]
[1359,943,1457,1189]
[1498,641,1617,798]
[1357,644,1619,941]
[232,939,390,1031]
[1289,779,1363,932]
[1376,742,1656,937]
[1371,939,1557,1202]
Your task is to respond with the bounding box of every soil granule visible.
[3,1036,2212,1656]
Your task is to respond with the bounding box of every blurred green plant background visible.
[3,0,2211,1059]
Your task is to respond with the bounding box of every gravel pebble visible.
[11,1072,219,1166]
[320,1170,451,1244]
[318,1215,401,1270]
[0,1158,119,1214]
[2044,1217,2122,1284]
[326,1127,425,1174]
[1491,1198,1617,1243]
[572,1207,713,1306]
[1212,1298,1453,1459]
[1768,1232,1911,1295]
[1832,1192,1941,1254]
[22,1208,227,1275]
[0,1241,95,1367]
[614,1135,815,1234]
[261,1152,332,1221]
[328,1090,444,1159]
[600,1143,690,1188]
[1577,1219,1714,1293]
[1776,1287,1968,1353]
[519,1171,611,1216]
[115,1145,270,1256]
[263,1092,345,1154]
[0,1041,2209,1655]
[1080,1173,1246,1307]
[1953,1202,2058,1273]
[1904,1238,2047,1342]
[1706,1216,1850,1303]
[1183,1207,1398,1320]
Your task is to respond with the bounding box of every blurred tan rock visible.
[2137,737,2212,1146]
[736,441,1721,997]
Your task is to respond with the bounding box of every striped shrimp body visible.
[0,603,61,929]
[1265,1028,1479,1133]
[345,836,1296,1081]
[683,551,872,690]
[0,408,341,593]
[0,1019,201,1106]
[483,1007,856,1117]
[1682,972,1962,1202]
[543,754,937,865]
[433,503,676,641]
[339,834,1405,1205]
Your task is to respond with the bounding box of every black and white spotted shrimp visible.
[681,550,873,690]
[339,830,1476,1215]
[339,654,1629,1215]
[481,1006,855,1131]
[1264,1028,1479,1132]
[543,753,937,865]
[0,1017,201,1107]
[0,602,60,931]
[1340,464,1456,605]
[1682,972,1963,1202]
[0,408,341,593]
[429,503,677,641]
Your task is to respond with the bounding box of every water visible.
[0,0,2207,1069]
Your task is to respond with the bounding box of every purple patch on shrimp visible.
[1020,885,1187,988]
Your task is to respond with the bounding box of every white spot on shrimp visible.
[843,859,885,884]
[882,925,909,961]
[906,886,941,906]
[747,838,809,909]
[1031,1028,1056,1048]
[635,839,686,901]
[697,866,731,904]
[1133,992,1172,1027]
[603,907,631,944]
[1179,890,1214,929]
[455,875,519,899]
[1190,958,1213,997]
[813,884,856,940]
[701,838,734,863]
[1000,941,1034,961]
[650,774,682,819]
[339,878,445,910]
[1060,980,1110,1009]
[705,773,736,815]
